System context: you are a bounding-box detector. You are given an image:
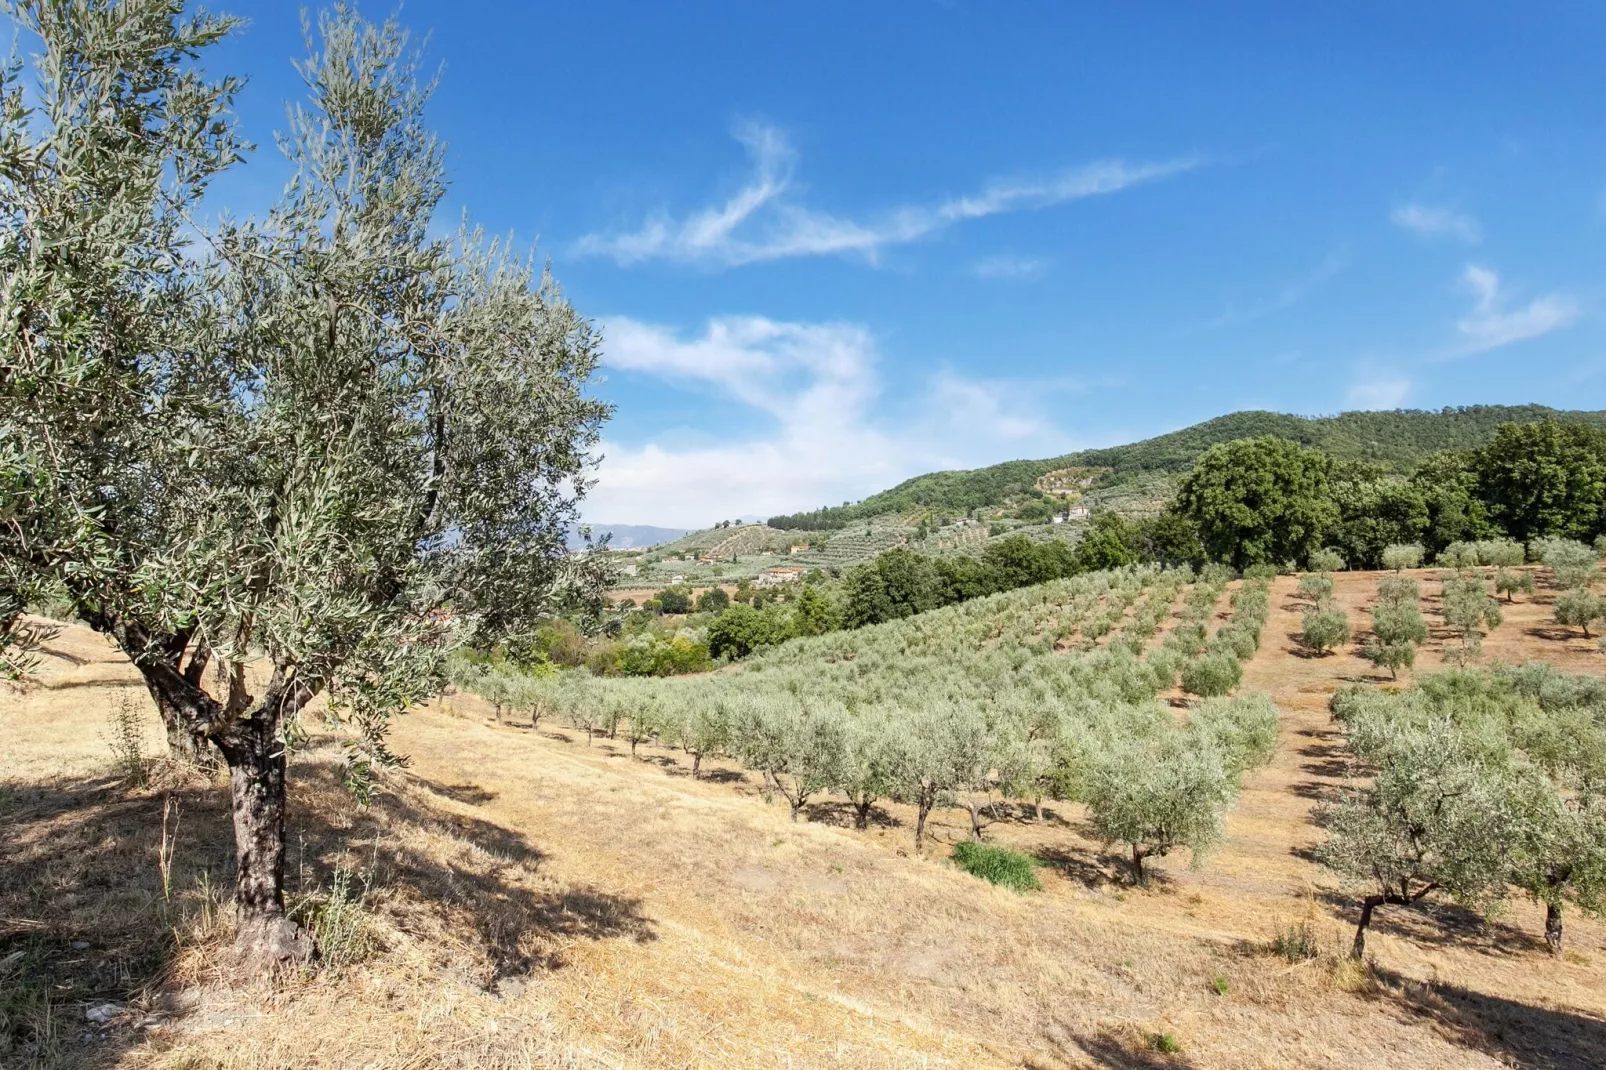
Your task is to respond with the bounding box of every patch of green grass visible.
[1210,975,1230,996]
[1147,1032,1182,1054]
[950,841,1041,893]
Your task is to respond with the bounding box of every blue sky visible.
[97,4,1606,524]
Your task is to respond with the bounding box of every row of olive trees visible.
[462,566,1280,882]
[1540,537,1606,643]
[1321,666,1606,958]
[530,674,1279,881]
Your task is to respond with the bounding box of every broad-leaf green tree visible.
[1172,437,1336,571]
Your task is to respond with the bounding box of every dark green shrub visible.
[950,841,1041,893]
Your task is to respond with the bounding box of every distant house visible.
[753,566,804,589]
[789,544,808,555]
[618,562,638,576]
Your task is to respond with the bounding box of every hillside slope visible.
[769,404,1606,528]
[8,577,1606,1068]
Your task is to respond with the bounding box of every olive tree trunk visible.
[132,644,313,974]
[215,706,311,969]
[1546,902,1564,956]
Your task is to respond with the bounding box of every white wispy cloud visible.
[1391,203,1481,244]
[587,315,1076,527]
[573,122,1200,268]
[970,255,1049,281]
[1455,264,1578,354]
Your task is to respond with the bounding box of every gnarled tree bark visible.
[214,678,312,971]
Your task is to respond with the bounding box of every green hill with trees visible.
[767,405,1606,529]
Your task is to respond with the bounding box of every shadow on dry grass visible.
[1056,1028,1200,1068]
[1371,966,1606,1070]
[0,754,655,1068]
[1306,889,1549,959]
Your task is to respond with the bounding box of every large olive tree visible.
[0,2,610,970]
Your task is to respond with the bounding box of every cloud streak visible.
[1455,264,1578,354]
[1391,203,1481,244]
[574,122,1200,268]
[971,255,1049,280]
[588,315,1076,527]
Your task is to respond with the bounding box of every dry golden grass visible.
[4,568,1606,1069]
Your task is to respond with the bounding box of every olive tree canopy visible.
[0,1,610,970]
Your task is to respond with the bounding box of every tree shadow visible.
[37,643,94,667]
[1369,966,1606,1070]
[414,778,497,806]
[1526,626,1584,643]
[40,676,146,691]
[0,755,655,1068]
[1057,1028,1201,1069]
[805,800,900,831]
[1312,890,1546,957]
[1290,778,1342,802]
[1282,634,1332,659]
[1032,844,1117,889]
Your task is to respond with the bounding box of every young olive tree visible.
[1494,567,1536,603]
[886,701,984,849]
[836,714,896,830]
[1441,575,1502,660]
[1179,651,1241,697]
[1535,537,1600,591]
[949,716,1028,841]
[1318,722,1518,959]
[1296,574,1334,602]
[1507,768,1606,956]
[1308,548,1347,573]
[1084,731,1238,884]
[0,6,609,970]
[1300,608,1352,656]
[1364,588,1429,680]
[1381,544,1424,572]
[677,697,732,779]
[774,704,849,822]
[1188,694,1279,778]
[1555,589,1606,640]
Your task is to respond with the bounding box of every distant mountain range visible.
[568,523,692,551]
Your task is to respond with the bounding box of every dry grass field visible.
[4,570,1606,1069]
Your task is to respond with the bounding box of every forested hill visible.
[768,405,1606,529]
